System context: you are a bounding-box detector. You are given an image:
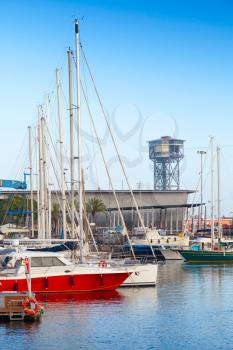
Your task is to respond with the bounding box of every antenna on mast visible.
[75,18,84,262]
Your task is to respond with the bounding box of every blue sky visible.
[1,0,233,215]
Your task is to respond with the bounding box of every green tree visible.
[51,202,61,236]
[86,197,106,223]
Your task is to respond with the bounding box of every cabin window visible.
[42,257,65,266]
[31,257,65,267]
[31,257,43,267]
[42,257,54,266]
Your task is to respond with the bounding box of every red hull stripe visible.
[0,273,130,293]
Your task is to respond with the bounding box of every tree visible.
[0,195,37,226]
[86,197,106,223]
[51,202,61,236]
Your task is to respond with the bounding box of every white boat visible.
[84,256,158,287]
[131,227,189,247]
[124,227,189,260]
[121,263,158,287]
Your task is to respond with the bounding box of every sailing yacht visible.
[17,19,158,288]
[178,140,233,263]
[124,227,189,260]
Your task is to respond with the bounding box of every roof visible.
[0,189,195,195]
[106,203,202,211]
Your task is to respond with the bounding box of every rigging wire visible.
[79,43,156,257]
[80,79,136,258]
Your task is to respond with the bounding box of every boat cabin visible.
[0,251,71,273]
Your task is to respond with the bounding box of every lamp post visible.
[197,150,207,229]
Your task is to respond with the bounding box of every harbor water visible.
[1,261,233,350]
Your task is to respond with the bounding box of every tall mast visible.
[45,94,51,239]
[200,152,203,230]
[35,126,41,237]
[217,146,222,240]
[38,108,45,239]
[56,68,67,239]
[75,19,84,261]
[68,48,75,239]
[211,137,215,249]
[204,205,207,230]
[197,150,206,229]
[41,116,48,239]
[28,126,34,238]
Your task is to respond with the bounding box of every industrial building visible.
[0,136,195,232]
[0,189,194,232]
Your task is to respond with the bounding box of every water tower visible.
[148,136,184,190]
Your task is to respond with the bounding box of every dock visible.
[0,292,43,321]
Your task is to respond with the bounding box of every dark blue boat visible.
[27,241,78,252]
[123,244,165,261]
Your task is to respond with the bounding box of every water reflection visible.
[36,290,123,304]
[1,263,233,350]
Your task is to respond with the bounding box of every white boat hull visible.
[121,263,158,287]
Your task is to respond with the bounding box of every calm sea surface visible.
[1,262,233,350]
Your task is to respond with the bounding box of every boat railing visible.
[139,256,157,264]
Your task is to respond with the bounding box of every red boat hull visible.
[0,272,130,293]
